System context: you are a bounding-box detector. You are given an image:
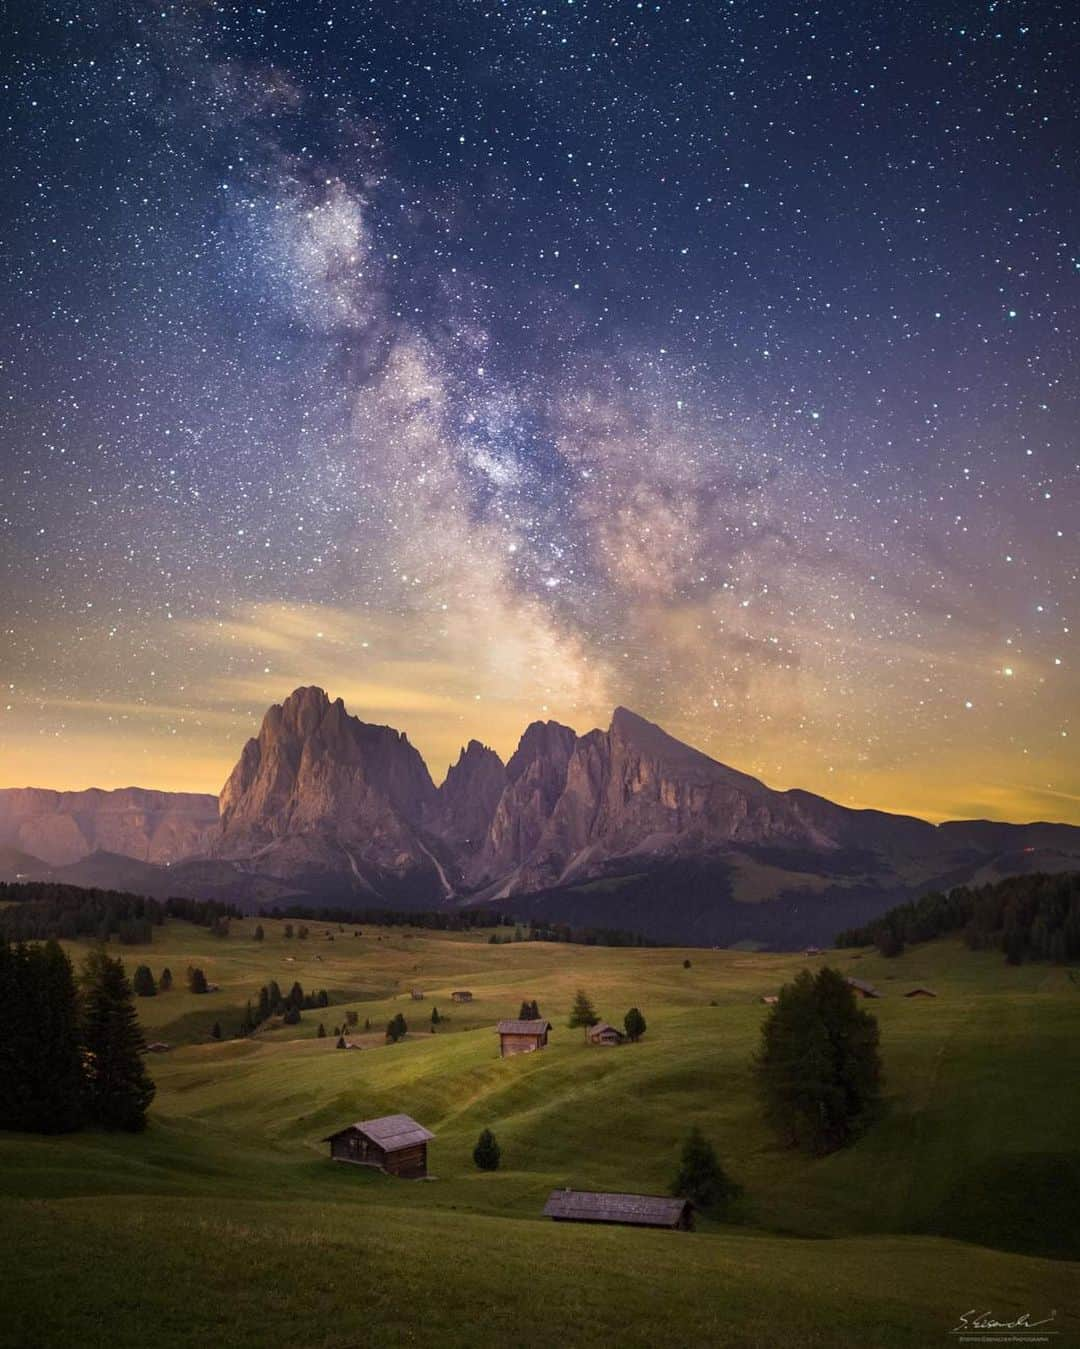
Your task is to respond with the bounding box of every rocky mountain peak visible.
[505,719,578,783]
[431,740,506,853]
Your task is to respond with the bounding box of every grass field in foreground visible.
[1,917,1078,1348]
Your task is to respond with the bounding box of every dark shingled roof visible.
[323,1114,434,1151]
[846,977,881,997]
[495,1018,551,1035]
[543,1189,691,1228]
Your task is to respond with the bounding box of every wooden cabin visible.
[904,987,938,998]
[451,990,473,1003]
[410,988,425,1000]
[323,1114,434,1179]
[586,1021,624,1046]
[543,1189,692,1231]
[846,977,881,999]
[496,1017,551,1057]
[760,994,779,1006]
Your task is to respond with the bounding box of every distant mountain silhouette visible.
[7,686,1080,947]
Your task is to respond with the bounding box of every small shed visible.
[323,1114,434,1179]
[410,988,425,1000]
[496,1018,551,1057]
[805,945,823,956]
[760,994,779,1006]
[846,977,881,999]
[543,1189,693,1231]
[586,1021,624,1046]
[904,987,938,998]
[451,990,473,1003]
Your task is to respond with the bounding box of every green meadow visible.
[2,917,1078,1348]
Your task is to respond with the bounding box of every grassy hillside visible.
[1,917,1078,1348]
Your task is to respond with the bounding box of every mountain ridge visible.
[5,685,1080,947]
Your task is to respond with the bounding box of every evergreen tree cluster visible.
[259,904,516,931]
[0,882,165,943]
[754,967,881,1155]
[385,1012,408,1042]
[0,939,154,1134]
[835,872,1080,965]
[250,979,330,1026]
[0,883,240,945]
[518,998,541,1019]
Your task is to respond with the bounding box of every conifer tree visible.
[210,1021,221,1040]
[188,966,208,994]
[568,989,599,1037]
[754,966,881,1154]
[336,1035,347,1049]
[158,967,173,992]
[254,924,264,942]
[670,1127,740,1213]
[430,1006,441,1027]
[0,940,85,1133]
[624,1007,647,1042]
[473,1128,501,1171]
[317,1022,326,1038]
[80,949,155,1132]
[132,965,156,997]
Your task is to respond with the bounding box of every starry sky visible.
[1,0,1077,823]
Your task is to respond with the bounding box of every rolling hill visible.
[0,915,1077,1346]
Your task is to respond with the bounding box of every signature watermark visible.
[949,1309,1059,1344]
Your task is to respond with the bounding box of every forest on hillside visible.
[836,871,1080,964]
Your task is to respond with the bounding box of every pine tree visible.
[158,967,172,992]
[568,989,599,1037]
[336,1035,347,1049]
[519,998,540,1019]
[284,924,294,939]
[754,967,881,1155]
[210,1022,222,1040]
[317,1022,326,1038]
[80,949,155,1132]
[286,981,304,1010]
[0,940,85,1133]
[283,1006,301,1025]
[132,965,157,997]
[683,958,692,969]
[670,1127,739,1213]
[624,1007,647,1042]
[473,1128,501,1171]
[254,924,265,942]
[188,967,208,995]
[385,1012,408,1043]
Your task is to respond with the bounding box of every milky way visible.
[1,1,1076,822]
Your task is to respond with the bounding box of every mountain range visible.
[4,684,1080,946]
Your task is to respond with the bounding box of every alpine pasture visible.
[1,916,1077,1348]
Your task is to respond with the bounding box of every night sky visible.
[1,0,1077,823]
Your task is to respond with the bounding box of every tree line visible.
[257,903,516,930]
[0,882,239,944]
[836,871,1080,965]
[0,939,154,1133]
